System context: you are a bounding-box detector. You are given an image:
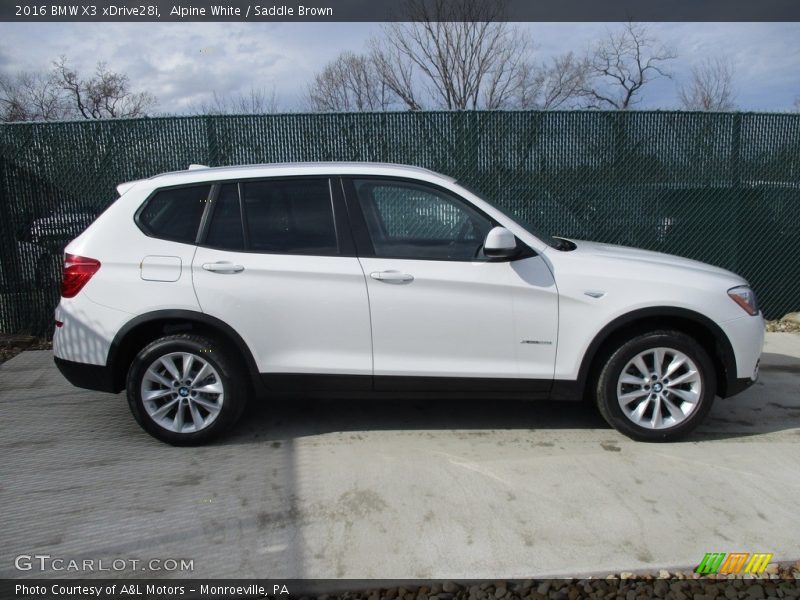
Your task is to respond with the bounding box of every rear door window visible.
[204,183,244,251]
[240,178,338,255]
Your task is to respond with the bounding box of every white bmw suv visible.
[53,163,764,445]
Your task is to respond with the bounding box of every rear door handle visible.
[202,262,244,274]
[370,271,414,283]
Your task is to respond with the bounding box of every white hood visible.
[564,239,744,282]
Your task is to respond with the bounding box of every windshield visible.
[455,181,562,249]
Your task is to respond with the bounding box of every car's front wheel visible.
[595,330,716,442]
[126,334,247,445]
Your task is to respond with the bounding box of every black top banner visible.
[1,0,799,22]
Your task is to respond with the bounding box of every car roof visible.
[119,162,455,195]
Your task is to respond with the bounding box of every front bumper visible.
[718,314,764,398]
[725,375,758,397]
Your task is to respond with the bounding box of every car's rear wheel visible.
[595,330,716,442]
[126,334,247,445]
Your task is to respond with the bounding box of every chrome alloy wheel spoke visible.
[141,352,225,434]
[617,347,702,430]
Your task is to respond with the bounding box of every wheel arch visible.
[570,307,737,401]
[108,310,261,395]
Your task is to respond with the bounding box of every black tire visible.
[594,330,716,442]
[126,334,248,445]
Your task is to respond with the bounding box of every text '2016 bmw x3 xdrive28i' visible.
[54,163,764,445]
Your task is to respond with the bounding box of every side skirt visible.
[259,373,581,400]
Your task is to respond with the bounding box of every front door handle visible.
[202,262,244,274]
[370,271,414,283]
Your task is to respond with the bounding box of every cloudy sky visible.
[0,21,798,112]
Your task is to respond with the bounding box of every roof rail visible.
[187,164,209,170]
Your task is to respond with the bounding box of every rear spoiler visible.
[116,179,145,196]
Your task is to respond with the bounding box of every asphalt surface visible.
[1,333,799,579]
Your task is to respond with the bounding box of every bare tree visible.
[2,59,156,122]
[190,86,279,115]
[679,57,736,111]
[0,73,27,122]
[1,71,67,122]
[0,74,22,121]
[581,22,677,110]
[515,52,589,110]
[793,97,800,112]
[307,0,592,112]
[370,0,529,110]
[53,56,156,119]
[307,51,392,112]
[370,41,422,110]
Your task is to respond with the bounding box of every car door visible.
[344,177,558,391]
[191,177,372,388]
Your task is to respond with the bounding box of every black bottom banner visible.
[3,577,800,600]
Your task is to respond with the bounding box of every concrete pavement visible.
[1,333,798,579]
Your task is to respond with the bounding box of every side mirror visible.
[483,226,518,259]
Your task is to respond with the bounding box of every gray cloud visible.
[0,22,797,112]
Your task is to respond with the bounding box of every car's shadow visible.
[226,395,610,444]
[222,353,800,445]
[693,351,800,441]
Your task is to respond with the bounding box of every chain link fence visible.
[1,111,798,336]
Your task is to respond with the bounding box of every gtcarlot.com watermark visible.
[14,554,194,573]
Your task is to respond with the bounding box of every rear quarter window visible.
[137,184,210,243]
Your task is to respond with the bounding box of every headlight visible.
[728,285,759,316]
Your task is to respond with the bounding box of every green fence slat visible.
[0,110,798,336]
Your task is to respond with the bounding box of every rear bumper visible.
[54,356,117,393]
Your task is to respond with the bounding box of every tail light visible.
[61,254,101,298]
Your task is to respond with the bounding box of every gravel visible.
[0,334,51,364]
[294,564,799,600]
[766,320,800,333]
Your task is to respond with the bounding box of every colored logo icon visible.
[696,552,774,575]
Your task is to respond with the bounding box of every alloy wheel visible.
[616,347,702,430]
[140,352,225,433]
